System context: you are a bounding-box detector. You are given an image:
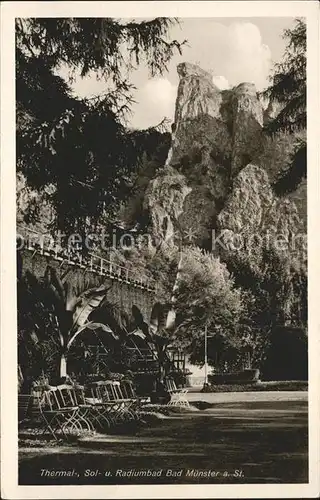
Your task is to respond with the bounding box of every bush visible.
[202,380,308,392]
[208,369,260,385]
[168,371,187,388]
[133,372,157,396]
[261,326,308,381]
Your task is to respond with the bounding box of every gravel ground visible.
[19,394,308,485]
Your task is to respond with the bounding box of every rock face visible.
[143,167,191,246]
[145,62,306,251]
[216,163,306,325]
[218,164,274,236]
[145,62,265,248]
[170,64,264,176]
[217,164,306,267]
[174,63,222,126]
[230,83,264,174]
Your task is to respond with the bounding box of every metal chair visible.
[72,384,96,433]
[120,379,150,408]
[34,386,78,441]
[84,382,115,430]
[18,394,33,425]
[95,380,133,424]
[166,378,190,407]
[55,384,90,435]
[109,380,136,421]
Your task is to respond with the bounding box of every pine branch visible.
[273,141,306,195]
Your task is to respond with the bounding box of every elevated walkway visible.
[17,224,156,293]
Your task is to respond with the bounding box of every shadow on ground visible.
[19,399,308,485]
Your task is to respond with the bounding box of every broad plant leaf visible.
[67,321,118,349]
[131,305,150,338]
[71,285,110,331]
[150,302,168,335]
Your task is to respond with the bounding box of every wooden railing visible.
[17,225,156,293]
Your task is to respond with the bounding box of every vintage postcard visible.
[1,1,319,498]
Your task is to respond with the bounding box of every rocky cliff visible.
[170,63,264,173]
[145,62,305,249]
[18,61,306,256]
[216,163,306,325]
[217,164,306,264]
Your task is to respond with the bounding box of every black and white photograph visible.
[1,1,319,499]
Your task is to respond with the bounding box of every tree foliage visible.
[263,18,306,135]
[16,18,185,84]
[273,138,306,195]
[16,18,185,235]
[172,248,246,363]
[262,18,306,195]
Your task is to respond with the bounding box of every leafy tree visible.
[264,19,306,134]
[16,18,184,85]
[16,18,185,235]
[261,325,307,381]
[273,136,306,195]
[262,18,306,194]
[104,242,184,381]
[117,128,171,229]
[171,247,246,366]
[111,243,252,371]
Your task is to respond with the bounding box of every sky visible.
[62,17,296,130]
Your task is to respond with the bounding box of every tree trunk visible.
[158,348,167,384]
[60,352,67,379]
[159,361,165,384]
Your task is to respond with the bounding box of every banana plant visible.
[43,265,112,378]
[131,302,175,383]
[153,250,184,381]
[129,250,184,382]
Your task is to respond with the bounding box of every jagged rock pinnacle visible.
[145,62,268,248]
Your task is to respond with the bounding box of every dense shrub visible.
[208,369,260,385]
[261,326,308,381]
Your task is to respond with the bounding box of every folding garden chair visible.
[84,382,115,430]
[109,381,137,421]
[119,379,150,420]
[120,379,150,407]
[95,380,133,424]
[55,384,89,435]
[71,384,96,433]
[34,386,79,441]
[18,394,33,425]
[166,378,190,407]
